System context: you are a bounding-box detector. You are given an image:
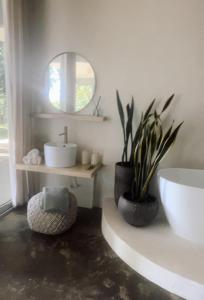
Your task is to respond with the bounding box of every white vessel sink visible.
[44,142,77,168]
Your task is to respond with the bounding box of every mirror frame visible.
[44,51,97,114]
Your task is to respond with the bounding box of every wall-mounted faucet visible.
[59,126,68,144]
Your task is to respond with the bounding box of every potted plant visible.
[114,90,134,206]
[115,91,156,205]
[118,95,183,226]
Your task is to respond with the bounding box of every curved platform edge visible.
[102,197,204,300]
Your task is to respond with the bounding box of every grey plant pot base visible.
[118,194,159,227]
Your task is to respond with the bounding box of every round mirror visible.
[45,52,96,113]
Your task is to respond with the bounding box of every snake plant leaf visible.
[150,130,157,158]
[156,125,163,150]
[144,99,156,120]
[155,121,184,163]
[161,94,174,113]
[126,103,130,128]
[130,97,134,144]
[150,119,156,131]
[154,110,160,126]
[124,104,131,160]
[131,97,134,113]
[116,90,135,162]
[126,104,133,138]
[132,115,142,146]
[126,103,130,114]
[140,130,147,163]
[141,129,149,181]
[157,123,174,153]
[116,90,125,138]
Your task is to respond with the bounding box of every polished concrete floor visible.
[0,207,182,300]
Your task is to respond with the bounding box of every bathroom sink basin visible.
[44,142,77,168]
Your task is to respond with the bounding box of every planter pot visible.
[118,193,159,227]
[114,162,133,206]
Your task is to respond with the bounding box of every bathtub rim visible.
[157,167,204,191]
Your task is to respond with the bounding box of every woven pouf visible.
[27,192,77,235]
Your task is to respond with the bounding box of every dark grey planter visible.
[114,162,133,207]
[118,193,159,227]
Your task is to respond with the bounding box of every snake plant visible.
[131,95,183,200]
[116,91,183,201]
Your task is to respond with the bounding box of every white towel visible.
[23,148,42,165]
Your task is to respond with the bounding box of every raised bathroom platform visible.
[102,197,204,300]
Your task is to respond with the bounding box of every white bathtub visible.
[158,168,204,246]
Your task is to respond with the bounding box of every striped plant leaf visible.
[161,94,174,113]
[116,90,135,162]
[116,90,125,142]
[144,99,156,120]
[155,122,184,164]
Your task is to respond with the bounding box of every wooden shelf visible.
[16,163,102,179]
[32,113,106,122]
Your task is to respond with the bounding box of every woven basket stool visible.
[27,192,77,235]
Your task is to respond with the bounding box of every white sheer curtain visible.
[2,0,26,206]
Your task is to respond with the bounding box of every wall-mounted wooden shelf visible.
[16,163,102,179]
[32,113,106,122]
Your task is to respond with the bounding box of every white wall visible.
[29,0,204,206]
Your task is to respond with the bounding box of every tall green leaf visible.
[116,90,125,138]
[161,94,174,113]
[155,122,184,164]
[116,90,126,161]
[116,90,135,162]
[144,99,156,120]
